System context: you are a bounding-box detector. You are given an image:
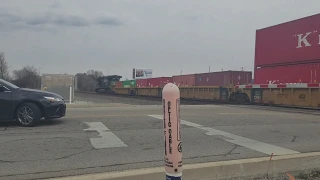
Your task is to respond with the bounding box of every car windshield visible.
[0,79,20,89]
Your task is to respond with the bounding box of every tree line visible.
[0,53,41,89]
[0,52,104,91]
[75,70,104,92]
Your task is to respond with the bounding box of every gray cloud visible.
[25,14,53,25]
[0,11,123,30]
[53,15,89,27]
[185,16,200,21]
[94,16,123,26]
[50,2,61,9]
[0,12,23,22]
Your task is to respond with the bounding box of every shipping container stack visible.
[118,71,253,88]
[121,77,172,88]
[121,80,137,88]
[115,81,122,88]
[138,77,172,87]
[172,74,196,87]
[147,77,172,87]
[136,79,148,88]
[254,13,320,84]
[194,71,252,86]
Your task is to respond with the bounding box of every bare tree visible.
[75,73,98,91]
[86,70,104,80]
[0,52,10,80]
[75,70,104,91]
[12,66,41,89]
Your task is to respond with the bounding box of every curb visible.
[66,103,132,108]
[47,152,320,180]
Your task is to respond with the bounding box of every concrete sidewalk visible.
[47,152,320,180]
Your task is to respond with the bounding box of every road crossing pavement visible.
[149,115,300,155]
[0,105,320,180]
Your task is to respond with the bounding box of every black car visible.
[0,79,66,127]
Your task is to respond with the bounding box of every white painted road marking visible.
[84,122,127,149]
[148,115,300,155]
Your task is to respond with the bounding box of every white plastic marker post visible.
[69,86,72,104]
[162,83,182,180]
[69,77,73,104]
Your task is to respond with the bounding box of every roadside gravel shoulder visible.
[74,92,162,106]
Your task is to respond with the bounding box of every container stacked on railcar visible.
[115,81,122,88]
[130,77,172,88]
[172,74,196,87]
[195,71,252,86]
[147,77,172,87]
[121,80,136,88]
[136,79,147,87]
[255,63,320,84]
[254,13,320,84]
[118,70,252,89]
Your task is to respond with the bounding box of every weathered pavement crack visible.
[0,153,242,178]
[269,130,299,143]
[224,145,239,157]
[0,148,94,163]
[291,135,298,142]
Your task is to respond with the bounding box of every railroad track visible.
[75,91,320,115]
[75,91,239,105]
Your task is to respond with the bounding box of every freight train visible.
[95,75,122,93]
[101,13,320,109]
[113,83,320,109]
[116,71,253,88]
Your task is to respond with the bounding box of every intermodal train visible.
[113,83,320,109]
[105,13,320,109]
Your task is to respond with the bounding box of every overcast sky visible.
[1,0,320,80]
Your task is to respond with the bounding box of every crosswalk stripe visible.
[84,122,127,149]
[148,115,300,156]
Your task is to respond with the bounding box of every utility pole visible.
[209,66,210,73]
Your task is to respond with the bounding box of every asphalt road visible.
[0,104,320,180]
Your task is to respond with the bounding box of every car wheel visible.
[16,103,41,127]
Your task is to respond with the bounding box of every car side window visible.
[0,84,10,92]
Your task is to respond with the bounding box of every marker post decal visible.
[162,83,182,180]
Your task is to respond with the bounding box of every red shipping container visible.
[255,13,320,67]
[254,62,320,84]
[147,77,172,87]
[195,71,252,86]
[136,79,148,87]
[115,81,122,88]
[172,74,196,87]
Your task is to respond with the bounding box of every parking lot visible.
[1,93,320,180]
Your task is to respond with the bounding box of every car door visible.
[0,85,12,121]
